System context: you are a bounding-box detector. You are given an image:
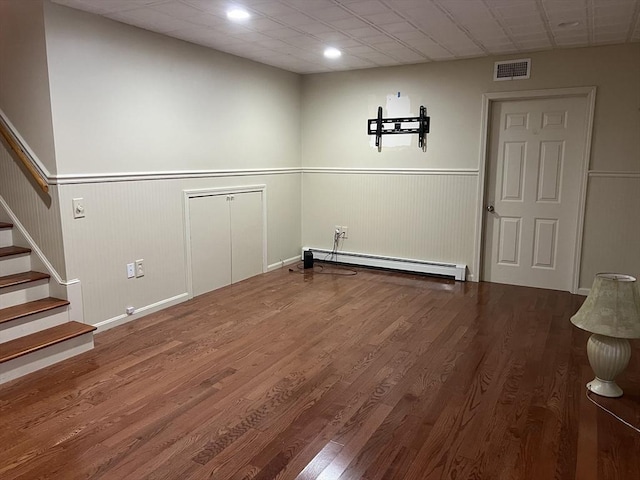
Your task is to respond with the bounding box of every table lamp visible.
[570,273,640,397]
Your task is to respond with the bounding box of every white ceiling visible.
[51,0,640,74]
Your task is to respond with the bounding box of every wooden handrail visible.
[0,120,49,193]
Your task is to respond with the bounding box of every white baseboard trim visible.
[577,288,590,296]
[303,247,466,281]
[93,292,189,333]
[267,256,301,272]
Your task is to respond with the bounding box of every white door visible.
[189,195,231,296]
[482,96,588,291]
[230,191,264,283]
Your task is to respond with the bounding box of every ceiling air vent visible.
[493,58,531,81]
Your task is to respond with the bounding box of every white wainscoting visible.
[58,173,302,326]
[302,169,479,281]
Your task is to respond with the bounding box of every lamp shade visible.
[571,274,640,338]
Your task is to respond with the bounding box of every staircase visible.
[0,221,95,385]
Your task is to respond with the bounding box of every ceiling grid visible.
[51,0,640,73]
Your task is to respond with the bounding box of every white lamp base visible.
[586,334,631,398]
[587,378,623,398]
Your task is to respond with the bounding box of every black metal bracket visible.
[367,105,430,150]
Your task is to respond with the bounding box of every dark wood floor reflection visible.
[1,266,639,479]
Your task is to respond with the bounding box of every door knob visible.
[486,204,495,213]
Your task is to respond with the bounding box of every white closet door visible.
[189,195,231,296]
[230,191,263,283]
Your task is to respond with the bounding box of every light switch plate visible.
[127,263,135,278]
[72,198,85,219]
[135,259,144,278]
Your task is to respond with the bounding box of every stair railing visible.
[0,115,49,193]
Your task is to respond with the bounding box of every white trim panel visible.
[54,168,301,184]
[303,247,466,281]
[303,167,478,176]
[267,256,300,272]
[93,292,189,333]
[588,171,640,178]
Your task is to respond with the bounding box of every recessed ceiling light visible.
[324,47,342,59]
[227,8,250,21]
[557,21,580,28]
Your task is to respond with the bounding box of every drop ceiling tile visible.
[493,3,540,18]
[275,12,316,25]
[489,45,521,54]
[517,39,553,49]
[393,30,432,42]
[230,31,274,43]
[379,21,419,34]
[306,6,353,22]
[345,26,384,38]
[363,11,405,25]
[295,22,337,34]
[343,0,389,16]
[249,2,299,16]
[360,33,402,45]
[265,27,305,39]
[328,18,370,30]
[285,0,337,12]
[385,49,427,62]
[315,31,353,43]
[51,0,640,74]
[250,17,287,31]
[106,7,197,33]
[259,38,293,49]
[343,44,380,55]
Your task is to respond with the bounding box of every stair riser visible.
[0,332,94,385]
[0,308,70,343]
[0,281,50,309]
[0,229,11,248]
[0,254,31,276]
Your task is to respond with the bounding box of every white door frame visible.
[183,184,268,299]
[472,87,596,294]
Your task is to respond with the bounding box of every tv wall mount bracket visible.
[367,105,430,150]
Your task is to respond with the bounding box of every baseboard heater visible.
[302,247,466,281]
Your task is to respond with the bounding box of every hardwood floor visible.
[1,266,639,479]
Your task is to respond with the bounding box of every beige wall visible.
[43,3,301,176]
[301,44,640,287]
[0,0,57,174]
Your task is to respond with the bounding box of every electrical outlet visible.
[135,259,144,278]
[342,226,348,239]
[334,225,342,236]
[126,263,135,279]
[126,306,135,315]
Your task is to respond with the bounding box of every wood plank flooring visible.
[1,267,639,479]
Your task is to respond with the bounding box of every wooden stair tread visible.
[0,321,96,364]
[0,271,50,289]
[0,222,12,229]
[0,246,31,258]
[0,297,70,325]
